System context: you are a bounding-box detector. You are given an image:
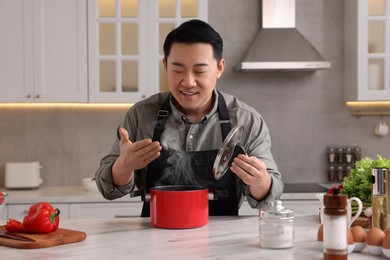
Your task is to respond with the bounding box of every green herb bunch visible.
[341,155,390,206]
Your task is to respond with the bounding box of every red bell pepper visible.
[5,202,60,233]
[22,202,60,233]
[4,219,24,232]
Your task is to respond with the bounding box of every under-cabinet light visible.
[0,103,134,109]
[346,101,390,107]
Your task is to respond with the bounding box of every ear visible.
[162,57,167,69]
[217,58,225,79]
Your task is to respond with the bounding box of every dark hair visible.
[163,19,223,62]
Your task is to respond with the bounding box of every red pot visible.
[150,185,209,229]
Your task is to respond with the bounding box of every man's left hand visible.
[230,154,271,200]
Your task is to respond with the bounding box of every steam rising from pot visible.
[156,126,214,187]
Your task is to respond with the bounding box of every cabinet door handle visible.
[35,94,40,99]
[26,94,32,98]
[114,215,132,218]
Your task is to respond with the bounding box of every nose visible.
[181,72,196,87]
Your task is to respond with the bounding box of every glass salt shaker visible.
[259,200,294,249]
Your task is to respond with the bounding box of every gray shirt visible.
[95,90,283,209]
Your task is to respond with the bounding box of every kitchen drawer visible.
[0,206,8,221]
[69,202,142,219]
[7,203,70,220]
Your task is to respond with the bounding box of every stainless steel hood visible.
[235,0,332,71]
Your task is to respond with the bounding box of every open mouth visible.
[180,91,197,96]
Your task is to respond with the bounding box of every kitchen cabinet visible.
[7,203,70,220]
[345,0,390,101]
[87,0,208,102]
[0,186,144,221]
[0,207,7,221]
[69,202,141,218]
[0,0,88,102]
[2,202,142,220]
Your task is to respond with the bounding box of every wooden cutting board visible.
[0,226,87,249]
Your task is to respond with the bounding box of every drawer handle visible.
[114,215,132,218]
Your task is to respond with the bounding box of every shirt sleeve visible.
[95,158,136,200]
[240,109,284,209]
[244,175,284,209]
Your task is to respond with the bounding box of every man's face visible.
[164,43,225,120]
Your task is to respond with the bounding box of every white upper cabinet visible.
[0,0,207,103]
[0,0,88,102]
[345,0,390,101]
[88,0,208,103]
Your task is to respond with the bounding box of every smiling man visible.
[95,19,283,217]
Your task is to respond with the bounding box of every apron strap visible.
[216,90,231,140]
[152,94,172,142]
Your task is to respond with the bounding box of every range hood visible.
[235,0,332,71]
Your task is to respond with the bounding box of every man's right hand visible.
[112,127,162,186]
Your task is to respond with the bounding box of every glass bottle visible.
[323,189,348,260]
[371,168,390,230]
[259,200,294,249]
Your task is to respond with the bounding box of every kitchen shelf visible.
[351,111,390,117]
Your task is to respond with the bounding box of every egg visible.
[364,207,372,218]
[383,230,390,258]
[347,228,355,253]
[348,228,355,244]
[368,227,385,246]
[351,225,367,242]
[382,229,390,249]
[350,225,367,252]
[367,227,385,256]
[317,224,323,241]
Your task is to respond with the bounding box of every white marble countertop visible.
[0,215,380,259]
[0,186,320,204]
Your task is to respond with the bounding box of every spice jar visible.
[328,166,335,182]
[259,200,294,249]
[344,147,353,164]
[336,147,344,164]
[344,166,352,177]
[337,166,344,182]
[354,147,361,161]
[327,147,335,164]
[323,189,348,260]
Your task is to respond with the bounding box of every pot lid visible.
[213,125,246,180]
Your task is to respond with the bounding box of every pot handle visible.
[208,189,229,200]
[130,190,150,202]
